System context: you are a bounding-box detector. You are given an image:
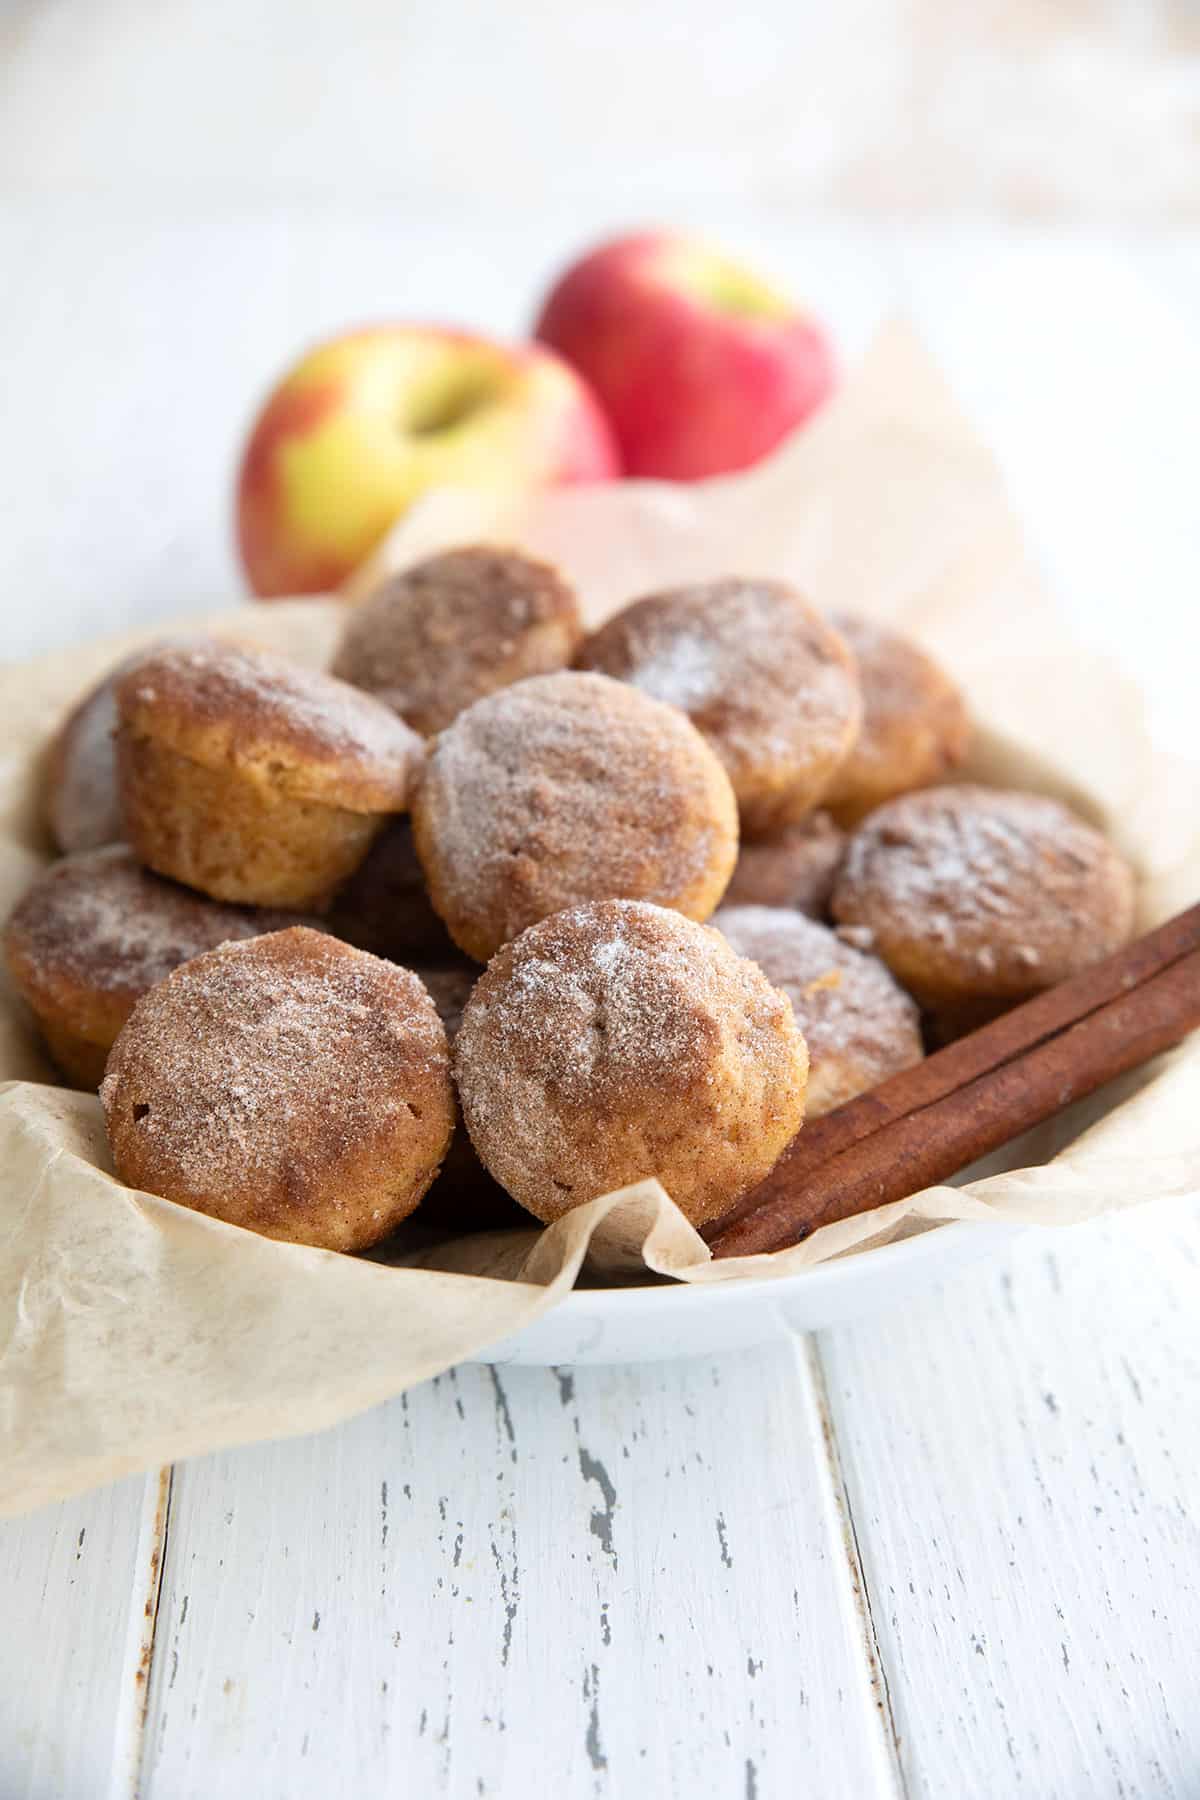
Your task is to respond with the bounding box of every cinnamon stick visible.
[704,904,1200,1260]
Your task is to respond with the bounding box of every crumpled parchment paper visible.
[1,323,1196,1516]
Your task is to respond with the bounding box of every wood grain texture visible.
[2,9,1199,1790]
[0,1471,163,1800]
[139,1352,902,1799]
[818,1199,1200,1798]
[0,225,1194,1797]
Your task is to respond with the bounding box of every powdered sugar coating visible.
[578,578,861,835]
[101,927,454,1251]
[116,640,423,813]
[454,899,808,1226]
[44,670,124,852]
[334,546,582,736]
[832,784,1137,1004]
[4,846,307,1005]
[411,670,739,962]
[714,904,923,1114]
[43,640,199,852]
[823,613,971,823]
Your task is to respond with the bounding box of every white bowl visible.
[466,1219,1023,1365]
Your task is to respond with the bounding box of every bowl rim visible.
[553,1216,1021,1316]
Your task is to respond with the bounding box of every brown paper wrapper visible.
[2,323,1197,1517]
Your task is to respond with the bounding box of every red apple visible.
[534,231,835,480]
[236,326,619,598]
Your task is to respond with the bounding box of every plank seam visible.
[799,1334,911,1800]
[109,1465,175,1800]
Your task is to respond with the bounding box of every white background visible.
[2,4,1199,1796]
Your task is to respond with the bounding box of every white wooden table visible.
[3,9,1200,1795]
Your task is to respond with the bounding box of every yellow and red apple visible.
[236,326,620,598]
[534,232,835,480]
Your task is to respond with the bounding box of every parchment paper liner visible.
[1,324,1196,1516]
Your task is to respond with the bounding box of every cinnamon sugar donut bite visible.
[333,546,582,735]
[411,671,738,962]
[42,639,197,852]
[101,927,455,1252]
[116,642,423,910]
[2,847,310,1087]
[42,654,135,853]
[714,905,923,1115]
[832,785,1136,1008]
[577,578,861,836]
[454,900,808,1228]
[723,812,846,918]
[823,614,971,825]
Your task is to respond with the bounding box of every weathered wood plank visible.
[820,1200,1200,1798]
[142,1351,899,1799]
[0,1471,168,1800]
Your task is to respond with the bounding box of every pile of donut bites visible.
[4,549,1136,1257]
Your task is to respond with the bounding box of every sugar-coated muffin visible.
[411,670,739,962]
[329,818,456,961]
[823,614,971,825]
[722,812,846,918]
[101,928,455,1251]
[714,904,923,1115]
[115,641,423,910]
[42,638,202,852]
[577,578,861,836]
[42,656,132,853]
[333,545,582,735]
[832,785,1136,1007]
[454,899,808,1228]
[2,846,311,1087]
